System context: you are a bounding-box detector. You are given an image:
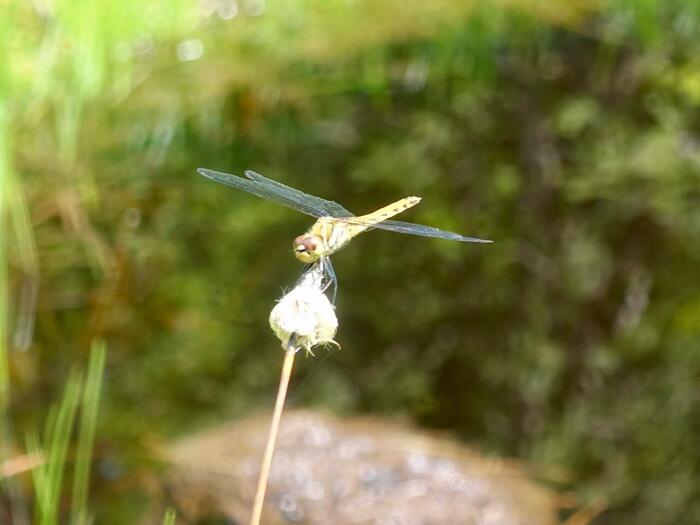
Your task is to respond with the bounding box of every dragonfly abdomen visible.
[348,196,421,233]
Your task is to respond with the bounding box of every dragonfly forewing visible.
[244,170,355,218]
[197,168,327,217]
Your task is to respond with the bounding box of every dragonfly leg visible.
[297,264,314,287]
[322,258,338,304]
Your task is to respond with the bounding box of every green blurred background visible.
[1,0,699,523]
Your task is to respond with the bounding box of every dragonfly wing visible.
[198,168,326,217]
[245,170,355,218]
[361,219,493,243]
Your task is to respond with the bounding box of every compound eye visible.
[294,235,317,253]
[302,237,317,252]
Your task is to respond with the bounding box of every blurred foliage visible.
[2,0,700,523]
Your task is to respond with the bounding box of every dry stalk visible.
[250,263,338,524]
[249,345,296,525]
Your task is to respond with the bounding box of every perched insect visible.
[198,168,492,295]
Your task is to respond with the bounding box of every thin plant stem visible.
[162,507,177,525]
[249,346,296,525]
[71,340,107,525]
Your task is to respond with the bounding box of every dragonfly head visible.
[293,234,322,263]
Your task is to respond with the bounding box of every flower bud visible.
[269,265,338,355]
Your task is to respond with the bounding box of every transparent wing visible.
[244,170,355,218]
[338,217,493,243]
[197,168,327,218]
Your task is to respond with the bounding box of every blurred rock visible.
[164,410,559,524]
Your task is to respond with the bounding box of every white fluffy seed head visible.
[269,266,338,355]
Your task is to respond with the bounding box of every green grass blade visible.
[26,432,50,517]
[71,341,107,525]
[0,105,9,414]
[36,371,82,525]
[6,163,39,351]
[0,111,31,523]
[162,507,177,525]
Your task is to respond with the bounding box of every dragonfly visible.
[197,168,492,297]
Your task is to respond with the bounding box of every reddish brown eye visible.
[302,237,317,252]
